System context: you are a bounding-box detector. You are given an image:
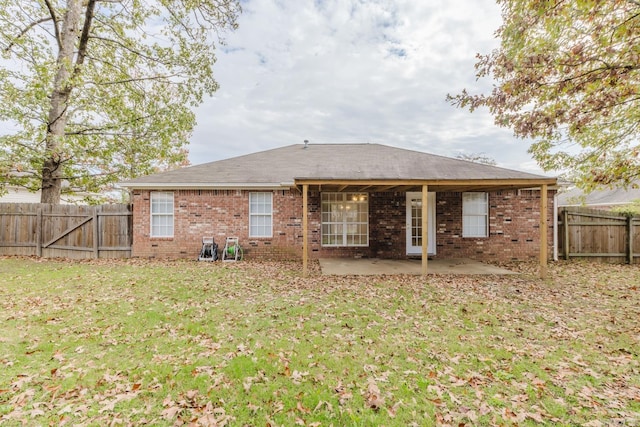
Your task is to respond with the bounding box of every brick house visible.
[121,143,557,276]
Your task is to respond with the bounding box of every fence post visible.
[93,208,99,259]
[627,216,633,264]
[563,209,570,260]
[35,207,42,257]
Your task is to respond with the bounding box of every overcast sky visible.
[190,0,545,174]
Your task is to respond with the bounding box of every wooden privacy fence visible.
[0,203,132,259]
[558,207,640,264]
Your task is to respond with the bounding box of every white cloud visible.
[191,0,548,175]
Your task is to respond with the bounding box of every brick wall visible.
[131,188,555,261]
[132,189,303,260]
[436,190,555,261]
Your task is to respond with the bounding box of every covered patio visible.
[319,257,518,275]
[299,178,555,279]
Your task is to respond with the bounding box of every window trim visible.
[462,192,489,238]
[150,191,174,238]
[249,192,273,238]
[321,192,369,247]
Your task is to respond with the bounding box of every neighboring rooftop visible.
[558,185,640,207]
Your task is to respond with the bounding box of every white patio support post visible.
[421,184,428,276]
[540,184,548,279]
[302,184,309,277]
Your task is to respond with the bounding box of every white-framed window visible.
[150,191,174,237]
[462,192,489,237]
[249,192,273,237]
[321,193,368,246]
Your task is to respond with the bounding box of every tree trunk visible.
[40,0,83,204]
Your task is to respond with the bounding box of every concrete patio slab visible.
[318,258,517,275]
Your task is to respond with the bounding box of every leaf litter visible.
[0,256,638,425]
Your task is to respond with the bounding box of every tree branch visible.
[3,17,52,53]
[87,35,169,64]
[43,0,62,51]
[73,0,97,74]
[546,62,639,88]
[87,73,182,86]
[65,113,156,136]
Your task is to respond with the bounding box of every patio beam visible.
[374,184,398,192]
[295,178,556,188]
[540,184,548,279]
[303,184,309,277]
[422,184,428,276]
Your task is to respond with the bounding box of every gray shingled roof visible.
[558,185,640,206]
[120,143,554,189]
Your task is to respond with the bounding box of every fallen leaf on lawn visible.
[99,400,116,413]
[57,404,73,415]
[297,401,310,414]
[386,400,402,418]
[161,405,181,420]
[10,388,35,406]
[365,379,384,411]
[29,408,45,418]
[291,370,309,385]
[272,401,284,413]
[525,410,545,423]
[313,400,333,414]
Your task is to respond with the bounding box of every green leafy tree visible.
[0,0,240,203]
[449,0,639,192]
[612,198,640,216]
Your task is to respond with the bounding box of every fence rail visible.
[3,204,638,263]
[0,203,132,259]
[558,207,640,263]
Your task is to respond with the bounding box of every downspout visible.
[302,184,309,277]
[553,192,558,261]
[539,184,548,279]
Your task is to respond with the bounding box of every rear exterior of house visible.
[130,187,554,262]
[123,143,556,264]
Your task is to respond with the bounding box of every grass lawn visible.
[0,257,639,426]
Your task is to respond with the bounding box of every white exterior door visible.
[406,192,436,256]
